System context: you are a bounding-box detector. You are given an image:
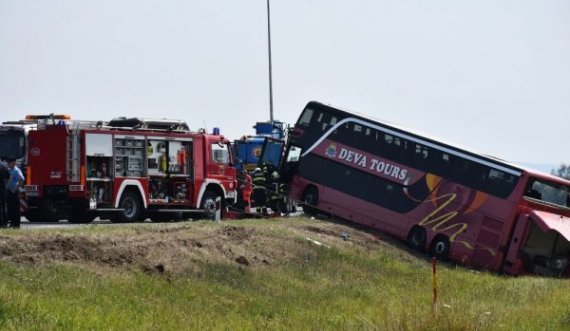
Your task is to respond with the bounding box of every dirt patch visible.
[0,219,412,275]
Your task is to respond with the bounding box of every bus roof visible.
[516,165,570,185]
[306,101,528,177]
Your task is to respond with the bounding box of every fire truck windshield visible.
[525,177,570,209]
[0,130,25,160]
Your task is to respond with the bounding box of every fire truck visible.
[0,115,69,169]
[1,114,73,214]
[24,117,238,223]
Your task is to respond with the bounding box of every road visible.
[17,218,123,229]
[13,210,304,229]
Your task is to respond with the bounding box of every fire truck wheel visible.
[406,226,427,251]
[301,186,318,216]
[430,235,451,261]
[201,191,221,220]
[118,190,144,223]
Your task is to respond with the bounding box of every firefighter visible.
[268,171,288,215]
[6,158,24,229]
[252,167,267,214]
[240,170,253,213]
[0,159,9,228]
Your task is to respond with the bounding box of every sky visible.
[1,1,569,167]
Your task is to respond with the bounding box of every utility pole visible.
[266,0,274,124]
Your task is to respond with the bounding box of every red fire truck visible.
[24,117,238,223]
[1,114,73,214]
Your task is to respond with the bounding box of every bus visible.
[270,101,570,277]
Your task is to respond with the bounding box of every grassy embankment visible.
[0,217,569,330]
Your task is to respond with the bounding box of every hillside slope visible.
[0,218,569,330]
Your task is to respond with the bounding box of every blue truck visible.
[232,121,286,172]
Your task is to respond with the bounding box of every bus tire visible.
[406,226,427,251]
[301,186,318,216]
[201,190,221,220]
[117,190,144,223]
[430,235,451,261]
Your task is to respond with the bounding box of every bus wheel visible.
[118,190,144,222]
[406,226,427,251]
[301,186,318,216]
[201,191,221,220]
[430,235,451,261]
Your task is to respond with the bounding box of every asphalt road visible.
[16,218,120,229]
[13,210,304,229]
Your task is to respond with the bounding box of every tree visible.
[551,163,570,180]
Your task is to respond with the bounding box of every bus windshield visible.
[0,130,25,159]
[525,178,570,209]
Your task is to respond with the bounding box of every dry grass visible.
[0,217,569,330]
[0,218,393,276]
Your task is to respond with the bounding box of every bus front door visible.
[503,214,530,275]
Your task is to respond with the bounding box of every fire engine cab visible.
[24,117,238,223]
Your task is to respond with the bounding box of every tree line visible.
[552,164,570,180]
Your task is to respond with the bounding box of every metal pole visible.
[266,0,274,124]
[432,257,438,315]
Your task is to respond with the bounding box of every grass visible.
[0,218,569,330]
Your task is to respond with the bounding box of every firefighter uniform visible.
[252,167,267,214]
[240,171,253,213]
[268,171,287,215]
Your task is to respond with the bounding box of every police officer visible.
[0,159,10,228]
[6,158,24,229]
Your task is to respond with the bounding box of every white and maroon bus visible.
[272,101,570,277]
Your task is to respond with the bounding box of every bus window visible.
[361,127,380,152]
[525,179,570,207]
[414,144,429,160]
[429,151,451,177]
[298,108,315,127]
[315,111,337,132]
[286,146,302,163]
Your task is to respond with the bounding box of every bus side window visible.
[362,127,379,152]
[298,108,314,128]
[425,151,449,177]
[382,134,408,165]
[450,158,470,185]
[413,143,429,160]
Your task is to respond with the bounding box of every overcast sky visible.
[1,1,569,166]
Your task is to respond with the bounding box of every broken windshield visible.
[524,178,570,209]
